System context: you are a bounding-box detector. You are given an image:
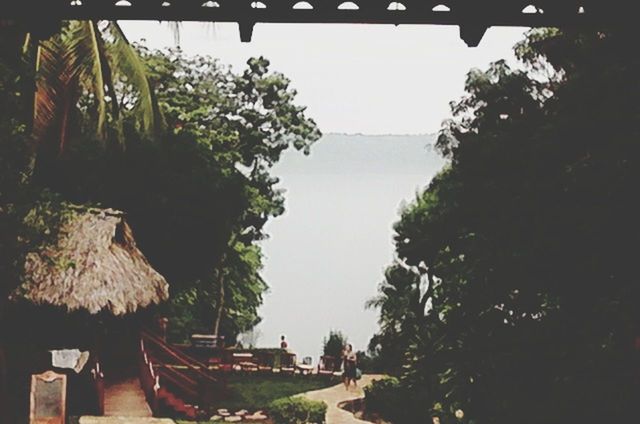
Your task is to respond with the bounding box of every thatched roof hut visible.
[18,208,169,316]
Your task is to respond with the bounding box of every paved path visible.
[80,418,175,424]
[301,375,384,424]
[104,378,153,417]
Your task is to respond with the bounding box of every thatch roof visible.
[19,208,169,316]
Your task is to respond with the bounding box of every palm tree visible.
[27,20,160,156]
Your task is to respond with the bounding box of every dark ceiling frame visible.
[0,1,632,47]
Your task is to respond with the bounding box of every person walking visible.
[342,344,357,390]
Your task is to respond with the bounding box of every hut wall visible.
[2,303,105,423]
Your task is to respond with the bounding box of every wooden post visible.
[92,362,104,416]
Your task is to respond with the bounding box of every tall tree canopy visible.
[1,19,163,314]
[1,18,320,342]
[34,46,320,342]
[30,20,159,155]
[369,28,640,424]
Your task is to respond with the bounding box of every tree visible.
[369,28,640,424]
[32,46,321,344]
[1,21,161,304]
[27,21,159,157]
[367,263,429,374]
[323,330,347,358]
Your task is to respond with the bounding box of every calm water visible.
[250,134,445,360]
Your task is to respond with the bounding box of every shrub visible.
[268,396,327,424]
[364,376,406,421]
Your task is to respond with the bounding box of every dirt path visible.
[301,375,384,424]
[104,378,153,417]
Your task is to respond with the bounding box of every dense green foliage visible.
[268,396,327,424]
[1,20,320,347]
[0,25,79,314]
[366,264,424,376]
[35,46,320,343]
[368,28,640,424]
[1,19,164,312]
[30,20,159,156]
[322,330,347,358]
[363,377,403,419]
[0,32,34,308]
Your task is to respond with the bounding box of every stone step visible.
[79,417,176,424]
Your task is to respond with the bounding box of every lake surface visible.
[250,133,445,359]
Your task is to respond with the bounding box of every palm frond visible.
[32,43,47,138]
[34,21,110,151]
[31,20,162,155]
[33,39,72,150]
[89,20,123,146]
[107,22,161,136]
[70,20,108,140]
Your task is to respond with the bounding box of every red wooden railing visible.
[139,344,159,413]
[139,329,223,419]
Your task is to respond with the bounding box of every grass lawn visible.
[175,374,335,423]
[216,373,335,411]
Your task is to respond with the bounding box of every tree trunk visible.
[213,268,225,338]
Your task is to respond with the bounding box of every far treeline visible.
[365,28,640,424]
[0,21,320,346]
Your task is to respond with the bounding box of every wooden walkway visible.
[301,375,383,424]
[104,378,152,417]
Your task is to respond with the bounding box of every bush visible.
[365,377,466,424]
[268,396,327,424]
[364,377,406,421]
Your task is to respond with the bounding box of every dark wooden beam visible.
[0,1,633,46]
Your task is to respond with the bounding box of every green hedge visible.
[268,396,327,424]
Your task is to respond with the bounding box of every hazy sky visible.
[120,22,526,134]
[118,22,526,358]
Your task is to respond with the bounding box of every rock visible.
[209,416,223,422]
[235,409,249,416]
[217,409,230,417]
[245,411,268,421]
[224,416,242,422]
